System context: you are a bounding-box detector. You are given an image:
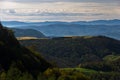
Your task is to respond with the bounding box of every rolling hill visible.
[11,28,46,38]
[19,36,120,67]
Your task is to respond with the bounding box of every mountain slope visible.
[0,23,51,75]
[19,36,120,67]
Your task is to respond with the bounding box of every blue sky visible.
[0,0,120,22]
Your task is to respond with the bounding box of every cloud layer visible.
[1,0,120,3]
[0,0,120,22]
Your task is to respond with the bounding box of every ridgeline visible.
[0,23,51,76]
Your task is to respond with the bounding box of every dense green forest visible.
[0,23,120,80]
[19,36,120,67]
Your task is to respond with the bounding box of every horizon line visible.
[1,19,120,23]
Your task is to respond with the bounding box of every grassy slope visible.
[103,55,120,61]
[61,68,97,73]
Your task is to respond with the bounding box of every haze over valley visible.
[2,19,120,40]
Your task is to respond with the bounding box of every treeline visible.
[0,65,89,80]
[79,57,120,80]
[80,57,120,72]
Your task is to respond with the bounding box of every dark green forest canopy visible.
[19,36,120,67]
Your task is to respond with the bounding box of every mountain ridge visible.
[19,36,120,67]
[0,23,51,75]
[11,28,46,38]
[2,19,120,26]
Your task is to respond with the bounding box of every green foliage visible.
[89,72,120,80]
[43,68,90,80]
[19,36,120,67]
[103,55,120,61]
[0,72,6,80]
[80,57,120,72]
[0,67,35,80]
[37,73,46,80]
[61,68,97,73]
[18,72,34,80]
[6,66,22,80]
[0,67,120,80]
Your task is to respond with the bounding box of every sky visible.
[0,0,120,22]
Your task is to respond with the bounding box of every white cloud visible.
[0,0,120,3]
[0,1,119,22]
[1,9,104,17]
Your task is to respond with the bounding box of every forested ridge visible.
[20,36,120,67]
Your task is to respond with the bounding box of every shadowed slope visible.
[0,23,51,75]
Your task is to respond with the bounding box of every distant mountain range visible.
[1,19,120,40]
[2,19,120,26]
[71,19,120,25]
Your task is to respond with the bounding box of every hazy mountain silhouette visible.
[11,28,46,38]
[2,19,120,40]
